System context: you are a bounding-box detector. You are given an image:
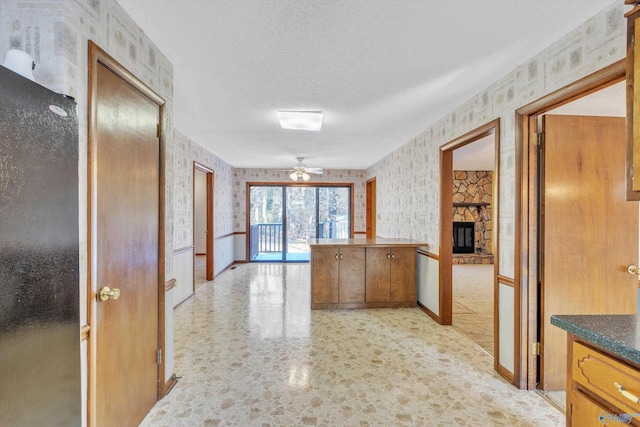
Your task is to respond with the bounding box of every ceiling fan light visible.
[277,111,323,131]
[289,171,299,181]
[302,172,310,181]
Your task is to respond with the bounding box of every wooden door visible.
[338,247,365,303]
[541,115,638,390]
[390,248,416,302]
[312,247,339,304]
[366,247,391,302]
[366,178,376,238]
[93,59,160,424]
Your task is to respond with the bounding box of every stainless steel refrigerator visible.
[0,65,81,425]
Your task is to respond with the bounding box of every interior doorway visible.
[538,84,637,392]
[193,162,214,285]
[366,178,376,238]
[88,41,166,425]
[439,119,500,363]
[515,60,638,391]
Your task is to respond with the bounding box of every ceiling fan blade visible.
[305,168,323,174]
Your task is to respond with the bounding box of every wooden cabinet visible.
[568,339,640,426]
[310,238,422,309]
[311,246,364,306]
[627,5,640,200]
[365,247,416,303]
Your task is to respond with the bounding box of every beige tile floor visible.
[452,264,494,356]
[195,254,207,289]
[141,263,564,426]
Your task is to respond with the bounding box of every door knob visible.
[99,286,121,301]
[628,265,640,275]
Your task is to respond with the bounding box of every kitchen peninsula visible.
[309,237,426,310]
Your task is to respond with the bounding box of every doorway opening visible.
[515,60,637,395]
[366,177,376,238]
[439,119,499,363]
[248,184,353,262]
[193,162,214,287]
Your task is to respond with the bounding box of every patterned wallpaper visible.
[232,169,367,234]
[173,130,234,250]
[0,0,175,304]
[367,1,625,279]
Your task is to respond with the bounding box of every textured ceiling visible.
[117,0,617,170]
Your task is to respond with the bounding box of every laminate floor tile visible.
[141,263,563,426]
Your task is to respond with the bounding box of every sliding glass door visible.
[249,184,351,262]
[249,186,283,261]
[285,187,317,261]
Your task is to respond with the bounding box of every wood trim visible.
[193,162,215,280]
[162,375,178,397]
[439,149,453,326]
[81,324,91,342]
[173,245,195,255]
[165,278,177,292]
[439,119,500,328]
[496,363,515,384]
[233,231,246,235]
[625,4,640,18]
[627,13,640,200]
[366,177,376,238]
[244,182,357,261]
[87,40,167,425]
[417,249,438,260]
[354,231,367,235]
[515,58,626,390]
[215,232,235,240]
[497,275,515,287]
[417,301,441,323]
[492,119,502,377]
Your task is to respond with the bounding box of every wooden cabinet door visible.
[338,247,365,303]
[570,390,630,427]
[628,7,640,199]
[366,247,391,302]
[390,247,416,302]
[312,247,339,304]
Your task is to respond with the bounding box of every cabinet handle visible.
[340,253,344,260]
[614,382,640,404]
[387,253,391,259]
[335,253,339,260]
[391,252,395,259]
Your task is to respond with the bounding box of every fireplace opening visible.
[453,221,475,254]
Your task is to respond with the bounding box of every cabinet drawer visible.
[572,389,634,426]
[573,341,640,418]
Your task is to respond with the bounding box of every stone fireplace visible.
[452,170,493,264]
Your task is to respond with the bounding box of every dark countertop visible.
[551,314,640,365]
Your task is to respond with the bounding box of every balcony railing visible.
[250,223,282,260]
[250,220,349,260]
[318,220,349,239]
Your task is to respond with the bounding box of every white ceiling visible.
[117,0,617,170]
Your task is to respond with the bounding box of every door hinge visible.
[157,123,162,138]
[536,132,544,148]
[532,342,541,356]
[157,347,163,364]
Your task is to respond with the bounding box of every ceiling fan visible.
[287,157,324,181]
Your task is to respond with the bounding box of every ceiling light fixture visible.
[289,171,311,181]
[277,111,323,131]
